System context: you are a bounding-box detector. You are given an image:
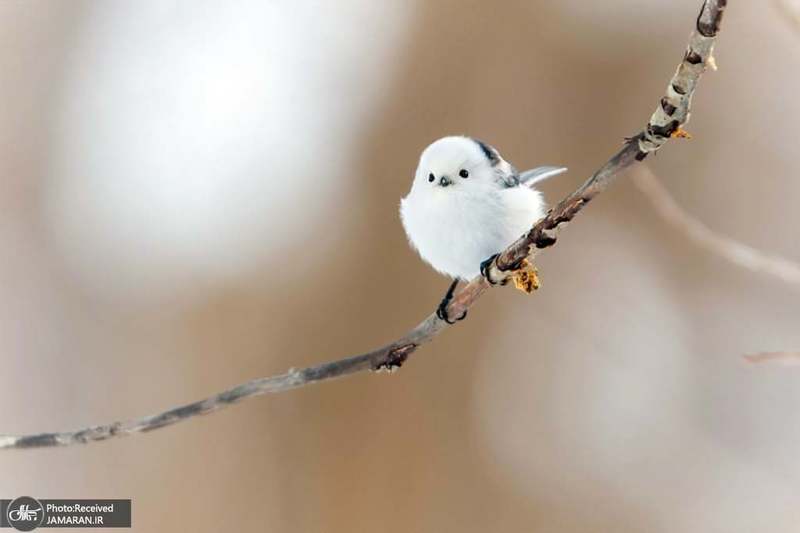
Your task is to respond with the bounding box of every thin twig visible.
[0,0,728,450]
[632,166,800,286]
[742,0,800,364]
[744,352,800,366]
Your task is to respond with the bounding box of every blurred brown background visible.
[2,1,800,531]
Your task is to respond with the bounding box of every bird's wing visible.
[517,166,568,187]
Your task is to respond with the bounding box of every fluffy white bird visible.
[400,135,566,322]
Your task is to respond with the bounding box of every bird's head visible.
[413,136,505,193]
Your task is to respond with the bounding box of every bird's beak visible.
[439,176,453,187]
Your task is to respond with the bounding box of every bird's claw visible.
[436,305,466,325]
[437,279,467,325]
[480,254,502,285]
[481,254,540,293]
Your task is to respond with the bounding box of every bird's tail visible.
[518,166,568,186]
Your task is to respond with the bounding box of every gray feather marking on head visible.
[472,138,500,167]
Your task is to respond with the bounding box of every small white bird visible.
[400,135,566,322]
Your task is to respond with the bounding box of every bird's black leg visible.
[436,279,467,324]
[480,253,501,285]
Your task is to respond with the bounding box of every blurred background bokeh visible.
[2,1,800,531]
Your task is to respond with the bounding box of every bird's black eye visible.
[428,173,435,183]
[459,169,469,178]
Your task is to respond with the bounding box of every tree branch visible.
[744,352,800,366]
[632,166,800,286]
[484,0,727,279]
[0,0,728,450]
